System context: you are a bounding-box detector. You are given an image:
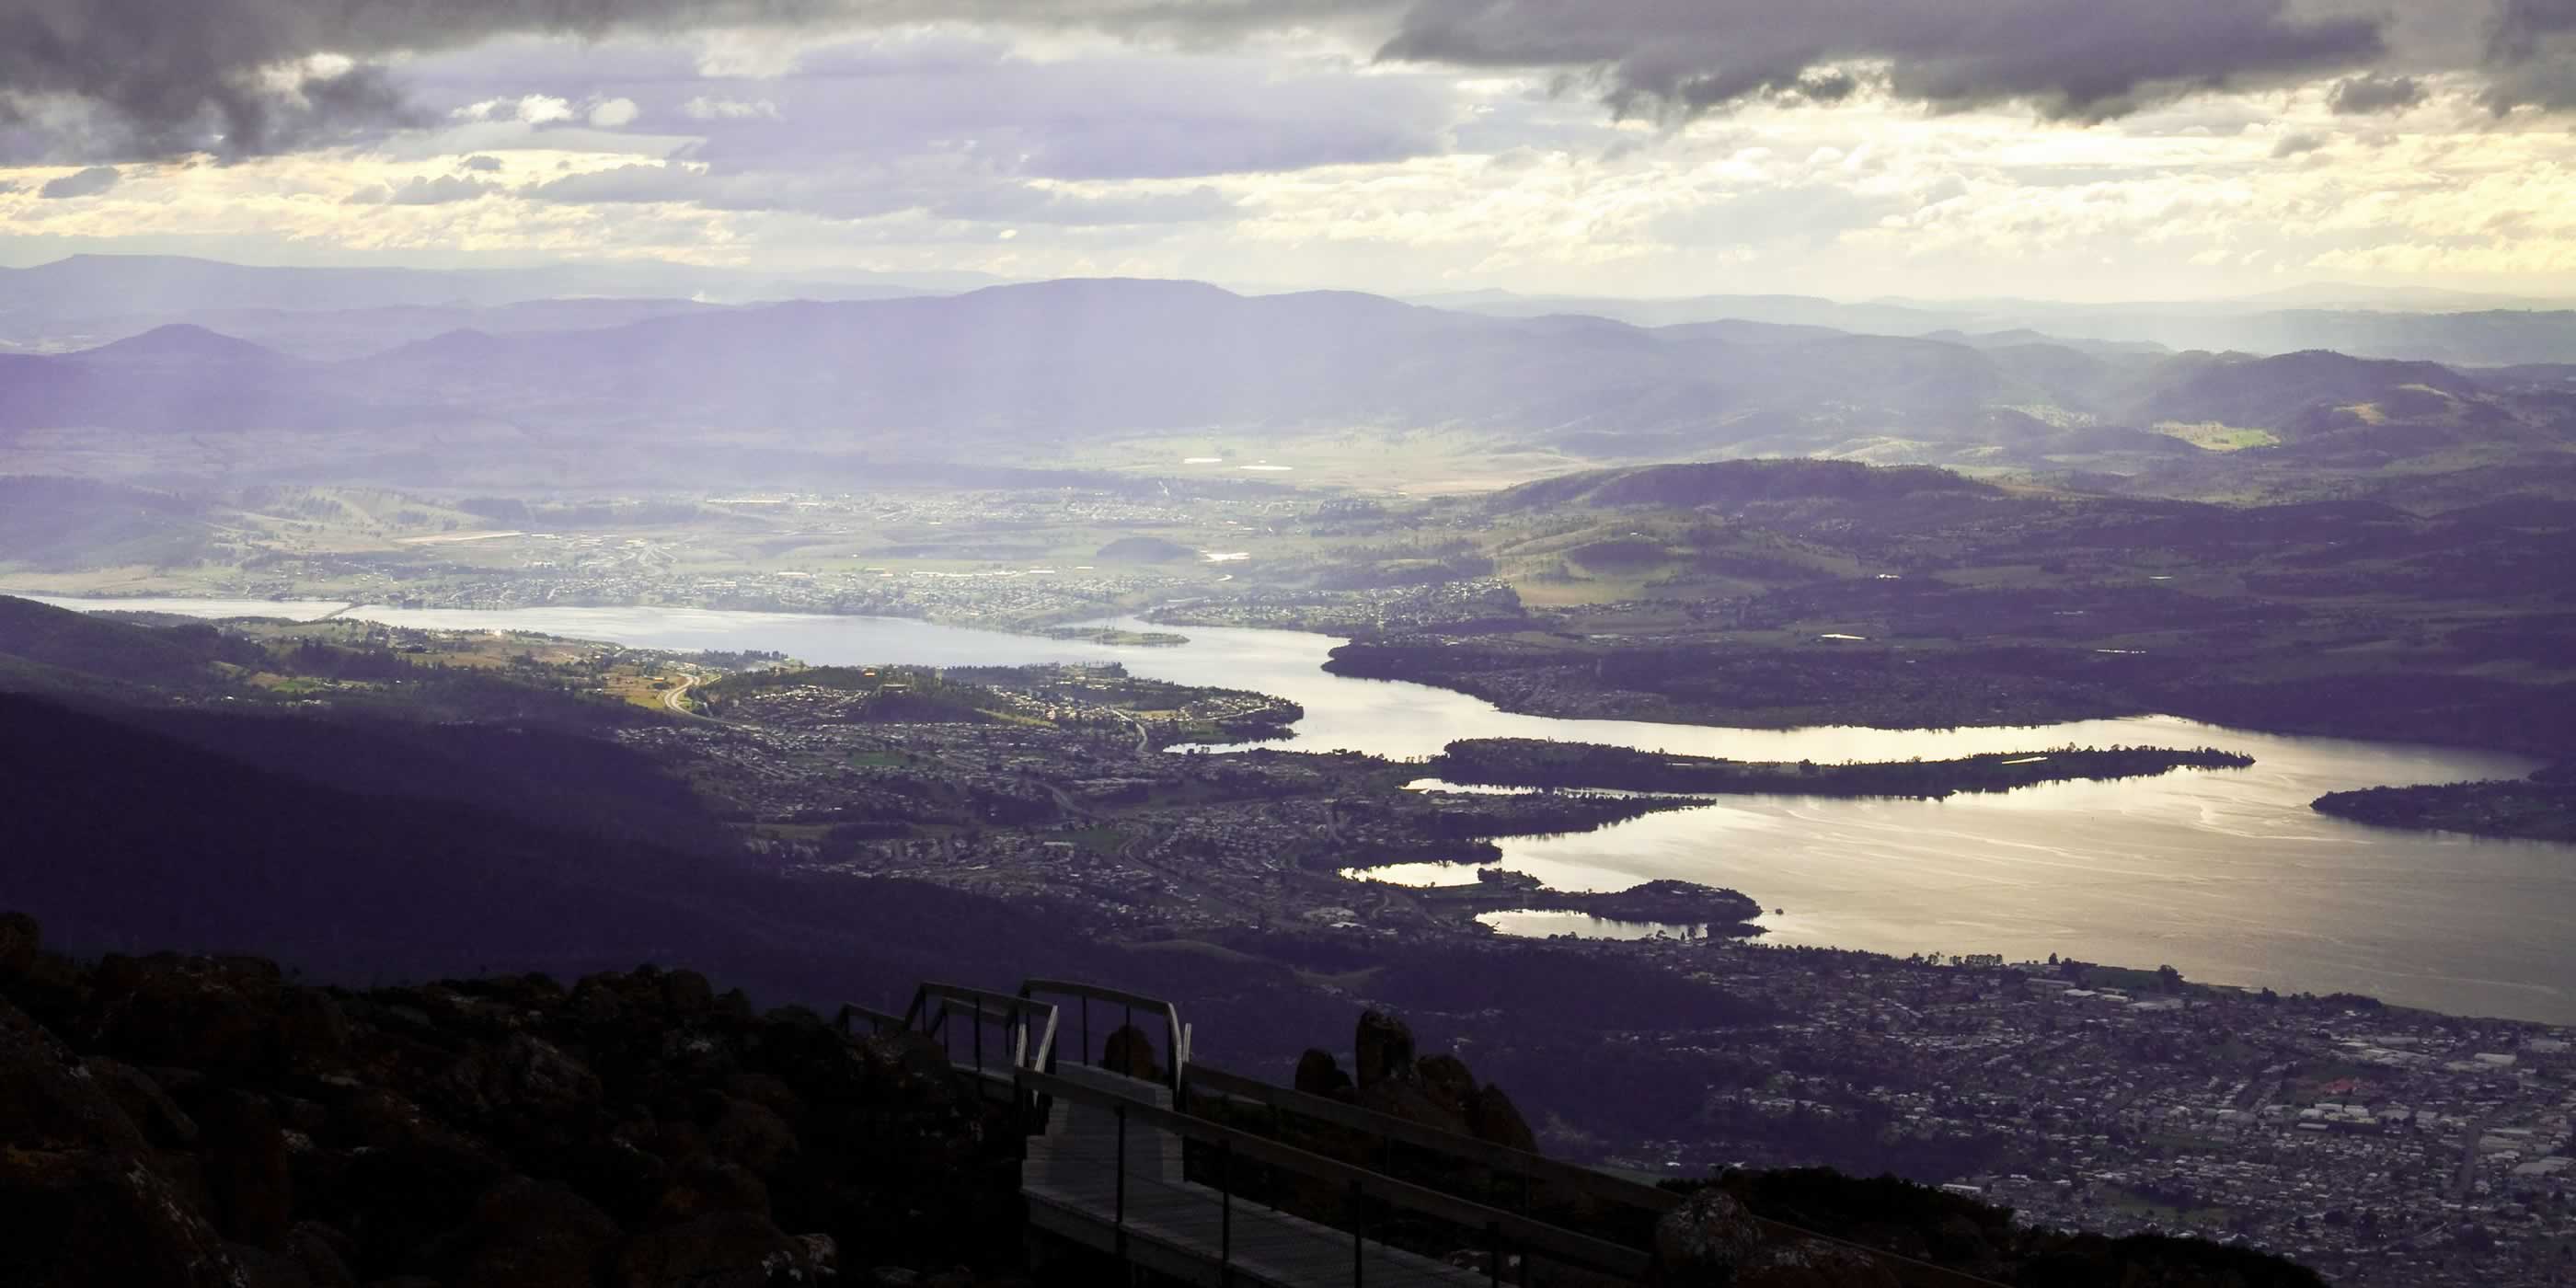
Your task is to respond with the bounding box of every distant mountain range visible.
[1,261,2570,487]
[5,256,2571,366]
[1421,288,2576,367]
[0,254,1006,356]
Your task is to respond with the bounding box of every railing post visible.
[1114,1103,1129,1265]
[1268,1104,1283,1209]
[1349,1179,1365,1288]
[1487,1221,1502,1288]
[1219,1140,1234,1287]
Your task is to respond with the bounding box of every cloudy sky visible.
[3,0,2572,300]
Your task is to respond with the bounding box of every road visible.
[662,672,701,717]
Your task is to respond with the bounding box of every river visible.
[30,595,2576,1024]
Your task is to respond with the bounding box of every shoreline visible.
[15,590,2555,767]
[17,589,2574,1027]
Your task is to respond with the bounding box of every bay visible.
[28,596,2572,1023]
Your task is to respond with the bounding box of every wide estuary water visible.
[38,596,2576,1024]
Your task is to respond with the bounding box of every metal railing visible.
[1024,1065,1646,1286]
[1020,977,1191,1098]
[854,977,2010,1288]
[1182,1063,2008,1288]
[838,981,1060,1091]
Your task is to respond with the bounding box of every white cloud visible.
[588,98,640,128]
[453,95,576,125]
[684,96,782,121]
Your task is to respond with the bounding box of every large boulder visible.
[434,1176,620,1288]
[0,995,245,1287]
[710,1096,799,1176]
[1356,1077,1471,1137]
[1652,1188,1768,1285]
[1740,1238,1902,1288]
[1468,1084,1537,1154]
[191,1087,295,1248]
[0,910,40,977]
[92,955,284,1078]
[650,1158,773,1225]
[1293,1048,1352,1098]
[607,1211,815,1288]
[1415,1053,1478,1118]
[1353,1009,1414,1089]
[1098,1024,1162,1081]
[85,1057,200,1148]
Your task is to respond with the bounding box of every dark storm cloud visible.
[1375,0,2387,121]
[2482,0,2576,109]
[0,0,822,161]
[38,164,121,198]
[2327,74,2427,114]
[5,0,2563,168]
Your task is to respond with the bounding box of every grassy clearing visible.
[2154,421,2282,452]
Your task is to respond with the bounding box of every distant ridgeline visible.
[1428,738,2254,798]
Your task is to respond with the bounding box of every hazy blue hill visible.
[0,254,480,317]
[150,297,730,361]
[0,478,213,568]
[2127,349,2485,431]
[0,253,972,320]
[0,272,2556,467]
[0,328,368,434]
[69,323,295,368]
[1651,318,1852,345]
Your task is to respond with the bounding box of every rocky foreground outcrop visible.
[0,913,1018,1288]
[2,913,2333,1288]
[1294,1007,1536,1154]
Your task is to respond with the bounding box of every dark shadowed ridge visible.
[70,323,300,368]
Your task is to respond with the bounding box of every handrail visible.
[1183,1064,2009,1288]
[1019,978,1186,1097]
[1187,1063,1675,1215]
[1019,1066,1653,1281]
[894,982,1061,1075]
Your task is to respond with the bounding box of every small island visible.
[1031,626,1189,647]
[1426,738,2255,799]
[1374,868,1766,934]
[2312,762,2576,842]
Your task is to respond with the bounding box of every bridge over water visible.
[845,980,2004,1288]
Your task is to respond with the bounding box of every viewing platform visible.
[844,978,2007,1288]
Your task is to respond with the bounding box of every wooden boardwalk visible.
[1024,1064,1494,1288]
[850,978,2007,1288]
